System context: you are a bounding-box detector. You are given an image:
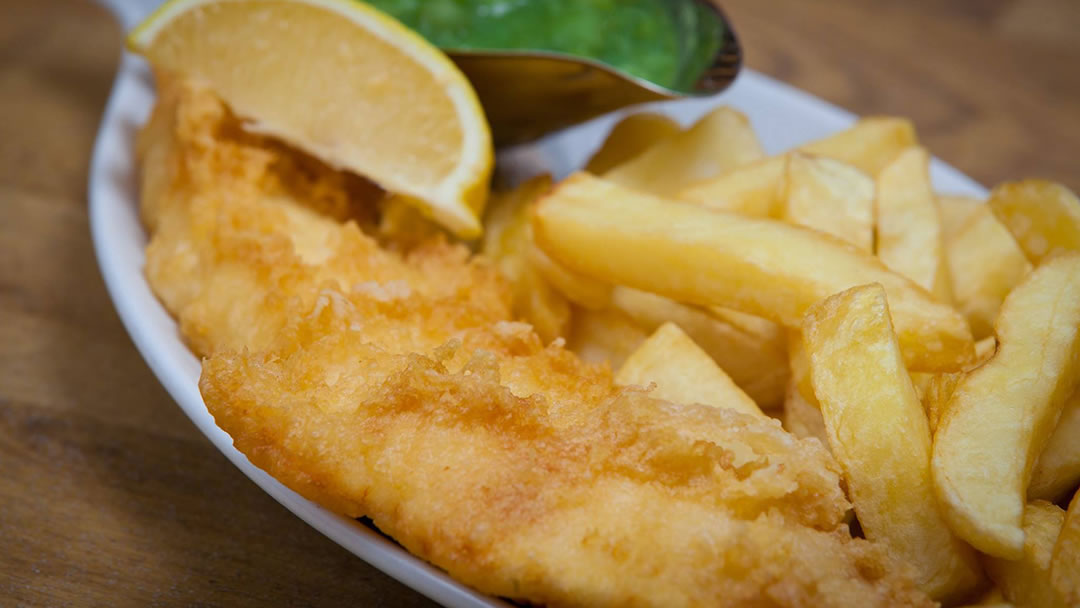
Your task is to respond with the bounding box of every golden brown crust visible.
[141,79,934,607]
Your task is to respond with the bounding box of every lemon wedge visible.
[129,0,493,237]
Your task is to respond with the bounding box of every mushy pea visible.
[364,0,722,91]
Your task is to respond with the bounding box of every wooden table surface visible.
[2,0,1078,605]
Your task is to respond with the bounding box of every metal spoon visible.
[449,1,741,145]
[95,0,740,146]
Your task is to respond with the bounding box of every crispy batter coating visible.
[139,79,934,607]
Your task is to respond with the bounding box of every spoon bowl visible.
[448,1,742,145]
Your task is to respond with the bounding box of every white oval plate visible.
[89,51,987,608]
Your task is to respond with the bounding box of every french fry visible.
[939,195,1032,339]
[565,306,648,370]
[1054,490,1080,608]
[486,177,611,312]
[378,194,444,247]
[677,116,916,216]
[481,175,569,342]
[507,266,571,345]
[781,378,828,448]
[782,153,874,252]
[1030,391,1080,501]
[923,336,997,433]
[876,147,953,302]
[786,330,817,407]
[1051,489,1080,606]
[533,172,974,372]
[984,501,1068,608]
[956,587,1012,608]
[707,305,786,339]
[910,372,933,401]
[924,373,962,435]
[974,334,998,363]
[800,116,918,175]
[611,287,789,409]
[616,323,762,417]
[603,106,764,196]
[938,195,982,234]
[804,284,983,601]
[585,112,682,175]
[677,155,787,217]
[932,254,1080,559]
[483,175,552,244]
[526,239,612,310]
[989,180,1080,264]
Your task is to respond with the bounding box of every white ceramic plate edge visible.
[89,52,987,608]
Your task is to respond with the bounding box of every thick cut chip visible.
[989,180,1080,264]
[565,307,648,370]
[1051,490,1080,606]
[924,372,962,435]
[939,195,1032,339]
[984,501,1068,608]
[484,176,551,241]
[910,372,933,401]
[526,240,612,311]
[938,195,982,235]
[782,153,874,252]
[678,117,916,216]
[510,265,570,344]
[974,335,998,363]
[932,254,1080,558]
[482,175,569,342]
[800,116,918,175]
[603,106,764,196]
[804,284,983,601]
[678,155,788,217]
[955,587,1010,608]
[585,113,682,175]
[484,178,609,313]
[707,306,787,341]
[1030,391,1080,501]
[782,378,829,448]
[533,173,974,372]
[922,336,997,433]
[616,323,762,417]
[611,287,788,409]
[787,330,817,407]
[379,195,445,247]
[876,147,953,302]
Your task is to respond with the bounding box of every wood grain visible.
[1,0,1077,605]
[725,0,1080,192]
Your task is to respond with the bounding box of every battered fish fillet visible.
[139,79,935,607]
